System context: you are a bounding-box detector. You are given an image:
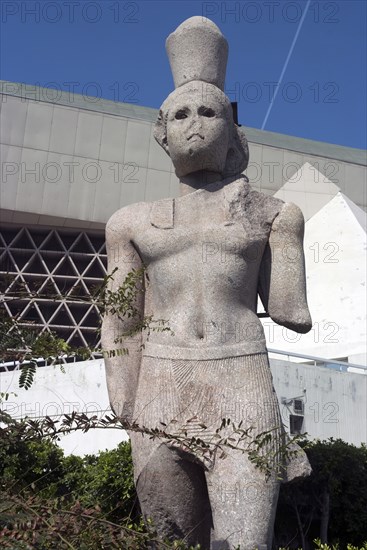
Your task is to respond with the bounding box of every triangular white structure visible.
[274,162,340,220]
[262,192,367,365]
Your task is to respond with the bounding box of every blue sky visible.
[1,0,366,149]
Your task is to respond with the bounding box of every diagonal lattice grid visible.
[0,226,107,367]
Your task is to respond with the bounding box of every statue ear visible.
[154,110,170,155]
[223,125,249,177]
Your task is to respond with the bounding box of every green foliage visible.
[0,432,65,500]
[66,442,136,522]
[1,407,306,491]
[0,309,71,367]
[307,439,367,544]
[101,267,172,352]
[31,330,71,358]
[0,415,135,517]
[278,544,367,550]
[0,433,202,549]
[0,313,25,360]
[0,429,135,546]
[1,417,367,549]
[275,439,367,548]
[313,540,367,550]
[18,361,37,390]
[99,266,145,320]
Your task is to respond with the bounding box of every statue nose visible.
[188,115,202,131]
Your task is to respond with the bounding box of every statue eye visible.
[175,109,188,120]
[198,106,215,117]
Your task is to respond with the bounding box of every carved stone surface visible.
[102,16,312,549]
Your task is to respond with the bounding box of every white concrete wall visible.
[0,359,127,456]
[1,358,366,456]
[270,358,367,446]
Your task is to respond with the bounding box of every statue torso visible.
[130,177,283,355]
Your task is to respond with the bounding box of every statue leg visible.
[136,442,212,548]
[206,449,280,550]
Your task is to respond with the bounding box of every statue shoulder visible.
[243,186,284,228]
[247,187,284,210]
[106,202,150,241]
[244,187,305,234]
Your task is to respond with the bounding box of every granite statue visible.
[102,16,312,550]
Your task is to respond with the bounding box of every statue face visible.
[165,87,230,177]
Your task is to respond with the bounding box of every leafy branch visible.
[0,492,195,550]
[0,409,306,482]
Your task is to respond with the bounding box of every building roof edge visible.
[1,80,366,166]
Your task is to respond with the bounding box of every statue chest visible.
[132,184,277,271]
[135,215,267,270]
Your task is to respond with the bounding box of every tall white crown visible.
[166,16,228,91]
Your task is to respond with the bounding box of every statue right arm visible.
[101,207,145,423]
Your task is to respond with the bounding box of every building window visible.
[293,399,304,414]
[1,226,107,363]
[290,414,304,435]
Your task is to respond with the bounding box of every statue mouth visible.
[187,134,204,141]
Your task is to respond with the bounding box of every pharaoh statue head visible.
[154,17,249,178]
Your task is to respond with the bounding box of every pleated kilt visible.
[131,352,283,481]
